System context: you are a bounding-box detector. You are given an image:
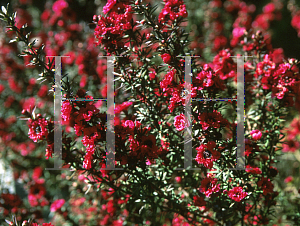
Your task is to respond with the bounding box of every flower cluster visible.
[158,0,188,23]
[195,64,225,92]
[93,0,132,51]
[227,186,248,202]
[199,177,220,197]
[1,0,300,225]
[198,110,229,131]
[195,141,221,169]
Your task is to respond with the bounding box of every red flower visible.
[93,2,132,51]
[199,177,220,197]
[195,141,221,169]
[159,0,188,23]
[0,193,22,211]
[245,165,262,175]
[50,199,65,212]
[213,49,236,80]
[28,181,48,207]
[161,53,172,64]
[28,118,49,142]
[37,85,48,98]
[291,11,300,37]
[257,177,274,195]
[32,166,43,182]
[193,195,206,206]
[61,100,72,123]
[227,186,248,202]
[0,84,4,94]
[254,54,276,78]
[149,72,156,80]
[115,101,133,114]
[198,110,229,131]
[168,89,183,113]
[196,64,225,91]
[263,3,275,14]
[32,223,54,226]
[160,69,176,92]
[45,143,54,159]
[103,0,117,14]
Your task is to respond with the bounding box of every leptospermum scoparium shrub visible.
[1,0,300,225]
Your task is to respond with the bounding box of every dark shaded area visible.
[270,1,300,59]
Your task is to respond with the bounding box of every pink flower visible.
[103,0,117,14]
[174,114,187,131]
[263,3,275,14]
[250,129,262,141]
[227,187,248,202]
[123,120,135,129]
[52,0,68,16]
[161,53,172,64]
[284,176,293,183]
[50,199,65,212]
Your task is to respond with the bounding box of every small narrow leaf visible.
[9,39,17,43]
[1,6,7,15]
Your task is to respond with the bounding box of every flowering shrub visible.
[0,0,300,225]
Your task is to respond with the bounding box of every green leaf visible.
[9,39,18,43]
[1,6,7,15]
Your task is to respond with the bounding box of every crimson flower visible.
[195,141,221,169]
[198,110,229,131]
[199,177,220,197]
[159,0,188,23]
[196,64,225,91]
[291,11,300,36]
[160,69,176,92]
[161,53,172,64]
[28,118,48,142]
[257,177,274,195]
[193,195,206,206]
[61,100,72,123]
[245,165,262,174]
[227,186,248,202]
[32,223,54,226]
[93,1,132,51]
[28,181,48,207]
